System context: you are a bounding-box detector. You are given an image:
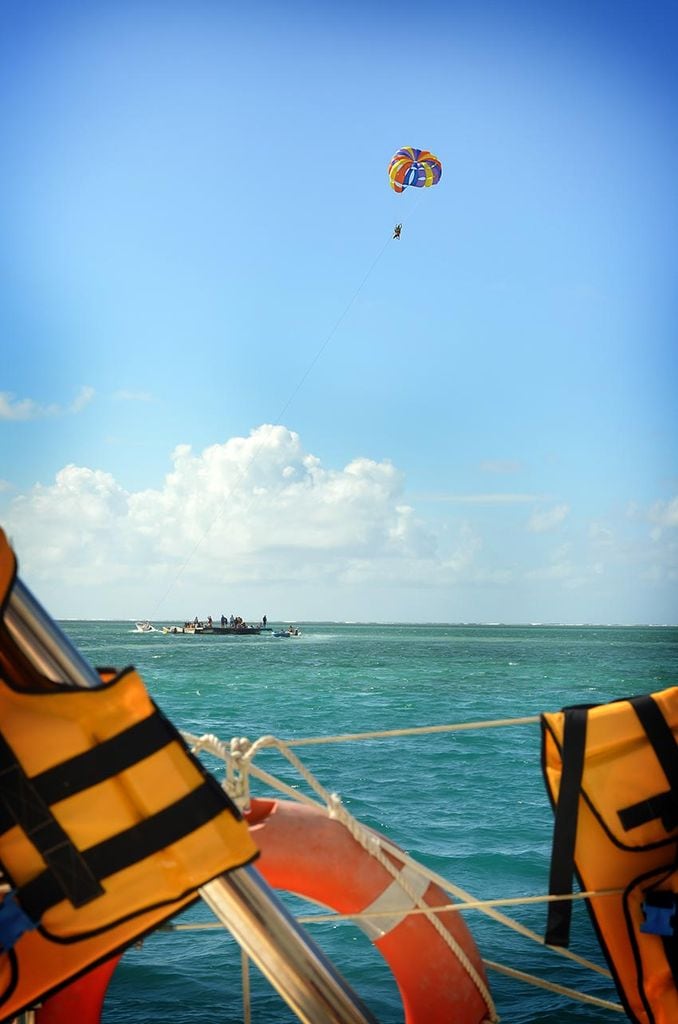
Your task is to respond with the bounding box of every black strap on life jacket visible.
[0,708,175,835]
[618,695,678,834]
[17,778,230,923]
[0,733,104,910]
[544,706,588,947]
[0,704,238,923]
[663,932,678,993]
[0,711,173,837]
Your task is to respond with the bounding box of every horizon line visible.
[57,618,678,628]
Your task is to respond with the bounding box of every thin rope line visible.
[483,960,624,1013]
[291,888,622,922]
[244,739,497,1013]
[280,714,540,747]
[150,229,394,616]
[241,948,251,1024]
[183,725,613,980]
[374,833,613,979]
[160,922,622,1014]
[273,235,392,425]
[169,887,620,927]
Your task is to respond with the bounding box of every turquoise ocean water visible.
[58,620,678,1024]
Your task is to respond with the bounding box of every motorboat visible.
[134,620,157,633]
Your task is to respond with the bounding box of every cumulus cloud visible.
[4,425,483,597]
[6,466,129,574]
[0,386,94,421]
[527,503,569,533]
[4,429,677,622]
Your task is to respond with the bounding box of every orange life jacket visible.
[0,529,258,1021]
[542,686,678,1024]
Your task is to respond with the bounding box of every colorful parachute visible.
[388,147,442,194]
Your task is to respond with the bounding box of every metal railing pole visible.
[3,578,378,1024]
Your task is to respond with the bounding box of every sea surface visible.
[58,620,678,1024]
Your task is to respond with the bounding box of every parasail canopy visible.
[388,147,442,194]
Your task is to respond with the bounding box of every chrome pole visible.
[4,578,377,1024]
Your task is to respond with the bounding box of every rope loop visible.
[225,736,254,810]
[177,721,621,1018]
[229,735,253,760]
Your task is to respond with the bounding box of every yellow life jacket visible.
[542,686,678,1024]
[0,529,259,1020]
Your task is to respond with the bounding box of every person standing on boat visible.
[263,614,267,627]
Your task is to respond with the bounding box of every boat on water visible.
[273,626,302,637]
[161,614,265,636]
[0,528,676,1024]
[164,622,262,636]
[133,620,157,632]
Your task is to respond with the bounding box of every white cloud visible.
[589,521,614,546]
[0,387,94,421]
[3,428,677,622]
[648,496,678,539]
[337,520,481,587]
[4,426,481,602]
[69,386,95,412]
[7,465,129,573]
[524,544,595,589]
[527,503,569,533]
[0,393,49,420]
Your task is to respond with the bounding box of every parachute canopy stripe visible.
[388,147,442,193]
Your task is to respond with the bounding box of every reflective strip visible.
[357,864,429,942]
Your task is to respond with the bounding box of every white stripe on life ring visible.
[357,863,430,942]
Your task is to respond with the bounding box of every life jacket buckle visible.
[641,891,678,937]
[0,892,37,952]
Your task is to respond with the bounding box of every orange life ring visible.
[35,797,495,1024]
[248,797,495,1024]
[35,955,122,1024]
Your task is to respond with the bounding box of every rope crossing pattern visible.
[181,716,624,1017]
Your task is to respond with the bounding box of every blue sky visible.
[1,0,676,623]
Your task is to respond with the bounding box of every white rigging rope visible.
[182,714,624,1016]
[150,224,397,617]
